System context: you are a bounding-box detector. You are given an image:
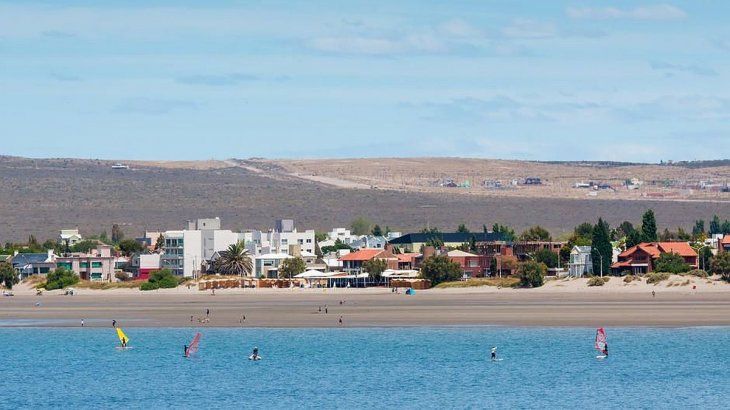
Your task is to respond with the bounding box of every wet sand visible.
[2,287,729,328]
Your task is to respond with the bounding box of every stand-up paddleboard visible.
[249,355,262,361]
[491,358,504,362]
[116,327,131,349]
[184,332,202,358]
[595,327,608,359]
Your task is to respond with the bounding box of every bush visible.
[710,252,730,282]
[588,276,609,286]
[419,255,463,286]
[646,272,670,284]
[517,261,546,288]
[684,269,708,278]
[623,275,636,283]
[115,271,131,282]
[654,252,690,274]
[44,268,80,290]
[140,269,180,291]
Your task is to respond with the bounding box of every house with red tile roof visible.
[720,235,730,253]
[339,248,398,275]
[611,242,698,275]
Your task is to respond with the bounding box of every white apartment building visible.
[161,218,243,277]
[243,220,315,256]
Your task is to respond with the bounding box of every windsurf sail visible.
[116,328,130,345]
[595,327,607,353]
[185,333,201,358]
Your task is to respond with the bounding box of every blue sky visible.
[1,1,728,161]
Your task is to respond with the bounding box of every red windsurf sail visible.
[595,328,607,353]
[185,333,202,358]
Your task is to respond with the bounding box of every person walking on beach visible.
[338,316,343,326]
[112,320,117,328]
[491,346,497,361]
[81,319,84,327]
[652,290,656,298]
[240,315,246,325]
[206,308,210,317]
[325,305,328,314]
[318,306,322,313]
[190,315,194,323]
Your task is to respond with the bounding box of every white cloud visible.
[566,4,687,21]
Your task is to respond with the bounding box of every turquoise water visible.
[1,327,728,409]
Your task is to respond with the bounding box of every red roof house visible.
[611,242,698,275]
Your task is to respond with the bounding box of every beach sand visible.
[2,276,729,328]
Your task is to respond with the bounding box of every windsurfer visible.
[184,345,188,357]
[491,346,497,361]
[603,343,608,357]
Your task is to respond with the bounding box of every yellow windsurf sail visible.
[116,328,129,344]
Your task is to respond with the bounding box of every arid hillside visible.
[0,156,728,242]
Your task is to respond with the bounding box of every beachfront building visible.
[254,252,293,278]
[611,242,698,275]
[339,248,398,276]
[58,229,83,246]
[568,246,593,277]
[11,250,57,278]
[130,253,162,280]
[161,218,243,278]
[243,219,315,256]
[445,250,489,278]
[389,232,505,253]
[56,245,115,281]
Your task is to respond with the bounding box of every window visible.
[80,262,89,268]
[58,262,72,270]
[306,239,312,243]
[92,262,103,268]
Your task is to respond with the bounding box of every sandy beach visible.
[2,276,729,328]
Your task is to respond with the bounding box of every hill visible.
[0,156,727,242]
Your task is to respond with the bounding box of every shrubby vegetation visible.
[44,268,80,290]
[588,276,609,286]
[710,252,730,282]
[517,261,546,288]
[654,252,690,274]
[0,262,19,289]
[646,272,670,284]
[278,257,306,279]
[140,269,180,291]
[623,275,637,283]
[419,255,462,286]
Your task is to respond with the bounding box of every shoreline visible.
[3,277,730,328]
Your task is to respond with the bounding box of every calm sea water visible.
[1,327,728,409]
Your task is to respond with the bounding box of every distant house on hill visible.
[611,242,698,275]
[58,229,83,246]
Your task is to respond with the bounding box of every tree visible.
[362,258,387,284]
[491,223,516,241]
[640,209,658,242]
[591,218,612,276]
[71,240,98,253]
[278,257,306,279]
[533,248,558,269]
[692,220,705,237]
[722,220,730,235]
[314,232,328,242]
[215,241,253,276]
[519,226,552,242]
[140,269,180,290]
[709,215,721,235]
[350,217,373,236]
[321,239,352,254]
[419,255,462,286]
[0,262,18,289]
[457,224,469,233]
[697,246,713,271]
[710,252,730,282]
[371,224,383,236]
[111,224,124,244]
[654,252,690,274]
[626,229,642,248]
[616,221,635,240]
[517,261,546,288]
[44,268,80,290]
[118,239,144,256]
[154,234,165,251]
[420,228,444,248]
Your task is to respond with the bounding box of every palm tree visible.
[216,241,253,276]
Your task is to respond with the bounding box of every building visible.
[243,220,315,256]
[512,241,565,261]
[568,246,593,277]
[136,231,163,250]
[349,235,388,250]
[339,248,398,276]
[389,232,505,253]
[58,229,83,246]
[162,218,243,277]
[720,235,730,253]
[446,250,489,278]
[254,253,293,278]
[57,245,115,281]
[130,253,162,280]
[611,242,698,275]
[11,250,56,278]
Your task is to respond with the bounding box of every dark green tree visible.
[616,221,635,239]
[491,223,516,241]
[654,252,690,274]
[591,218,612,276]
[419,255,463,285]
[371,224,383,236]
[698,246,713,271]
[457,224,469,233]
[350,217,373,236]
[710,252,730,282]
[517,261,546,288]
[118,239,144,256]
[154,234,165,251]
[215,241,253,276]
[0,262,19,289]
[709,215,721,235]
[534,248,558,269]
[362,258,388,284]
[640,209,658,242]
[692,220,705,237]
[722,220,730,235]
[626,229,642,248]
[44,268,80,290]
[278,257,306,279]
[519,226,552,242]
[321,239,353,254]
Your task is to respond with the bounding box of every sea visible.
[1,326,728,409]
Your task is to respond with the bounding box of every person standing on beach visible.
[81,319,84,327]
[112,320,116,328]
[206,308,210,317]
[325,305,328,314]
[338,316,343,325]
[652,290,656,298]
